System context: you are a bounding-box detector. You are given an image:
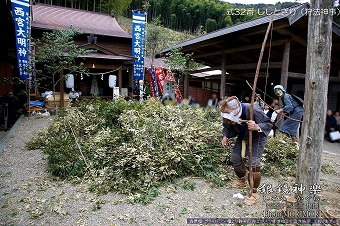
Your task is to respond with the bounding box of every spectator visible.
[242,94,251,103]
[69,88,80,103]
[187,95,196,106]
[0,90,20,128]
[161,93,173,105]
[133,80,147,101]
[263,104,270,116]
[220,96,272,206]
[273,85,303,142]
[207,93,219,108]
[334,111,340,127]
[325,109,338,142]
[270,104,279,137]
[255,94,264,109]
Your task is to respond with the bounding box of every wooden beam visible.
[181,20,290,53]
[191,62,282,73]
[276,27,307,46]
[289,72,340,82]
[193,38,291,59]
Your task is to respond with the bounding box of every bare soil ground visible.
[0,116,339,226]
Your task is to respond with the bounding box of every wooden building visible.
[31,3,135,98]
[0,2,136,100]
[0,0,16,97]
[161,3,340,111]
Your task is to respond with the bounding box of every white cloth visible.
[207,98,219,108]
[69,91,79,100]
[90,76,99,95]
[271,111,278,122]
[220,97,242,124]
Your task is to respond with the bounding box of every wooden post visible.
[59,71,64,109]
[118,67,122,94]
[248,13,274,198]
[220,52,226,99]
[297,0,333,217]
[280,41,290,90]
[184,72,188,99]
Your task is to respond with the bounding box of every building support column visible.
[184,73,188,99]
[118,66,123,94]
[280,41,290,90]
[59,71,64,109]
[220,52,227,99]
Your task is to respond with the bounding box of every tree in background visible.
[164,48,200,98]
[32,27,93,109]
[145,18,169,67]
[205,18,217,33]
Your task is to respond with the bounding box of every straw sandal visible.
[231,178,247,188]
[243,193,260,206]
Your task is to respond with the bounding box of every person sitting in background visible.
[325,109,338,142]
[334,111,340,128]
[242,94,251,103]
[263,104,270,116]
[255,94,264,109]
[187,95,196,106]
[69,88,80,103]
[207,93,219,108]
[270,104,279,136]
[161,93,173,105]
[0,90,20,128]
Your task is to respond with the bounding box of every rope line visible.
[76,66,123,76]
[246,80,303,123]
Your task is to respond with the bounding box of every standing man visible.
[0,90,20,128]
[220,96,272,206]
[133,80,147,101]
[273,85,303,142]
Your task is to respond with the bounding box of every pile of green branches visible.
[26,97,298,201]
[26,98,234,197]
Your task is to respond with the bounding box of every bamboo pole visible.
[248,13,274,198]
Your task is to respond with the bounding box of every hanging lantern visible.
[65,74,74,88]
[109,75,117,88]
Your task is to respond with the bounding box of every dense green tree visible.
[145,18,169,66]
[205,18,217,33]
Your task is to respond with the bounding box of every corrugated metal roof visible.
[32,3,131,39]
[161,3,309,52]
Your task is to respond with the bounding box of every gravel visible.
[0,116,339,226]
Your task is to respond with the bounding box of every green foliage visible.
[205,18,217,33]
[262,133,299,177]
[145,18,170,64]
[26,98,233,200]
[164,48,200,76]
[26,98,301,203]
[101,0,132,15]
[321,164,337,175]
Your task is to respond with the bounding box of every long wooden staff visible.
[248,13,274,198]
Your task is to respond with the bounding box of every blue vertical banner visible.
[132,11,146,88]
[147,66,160,97]
[11,0,30,80]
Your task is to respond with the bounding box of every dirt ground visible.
[0,116,339,226]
